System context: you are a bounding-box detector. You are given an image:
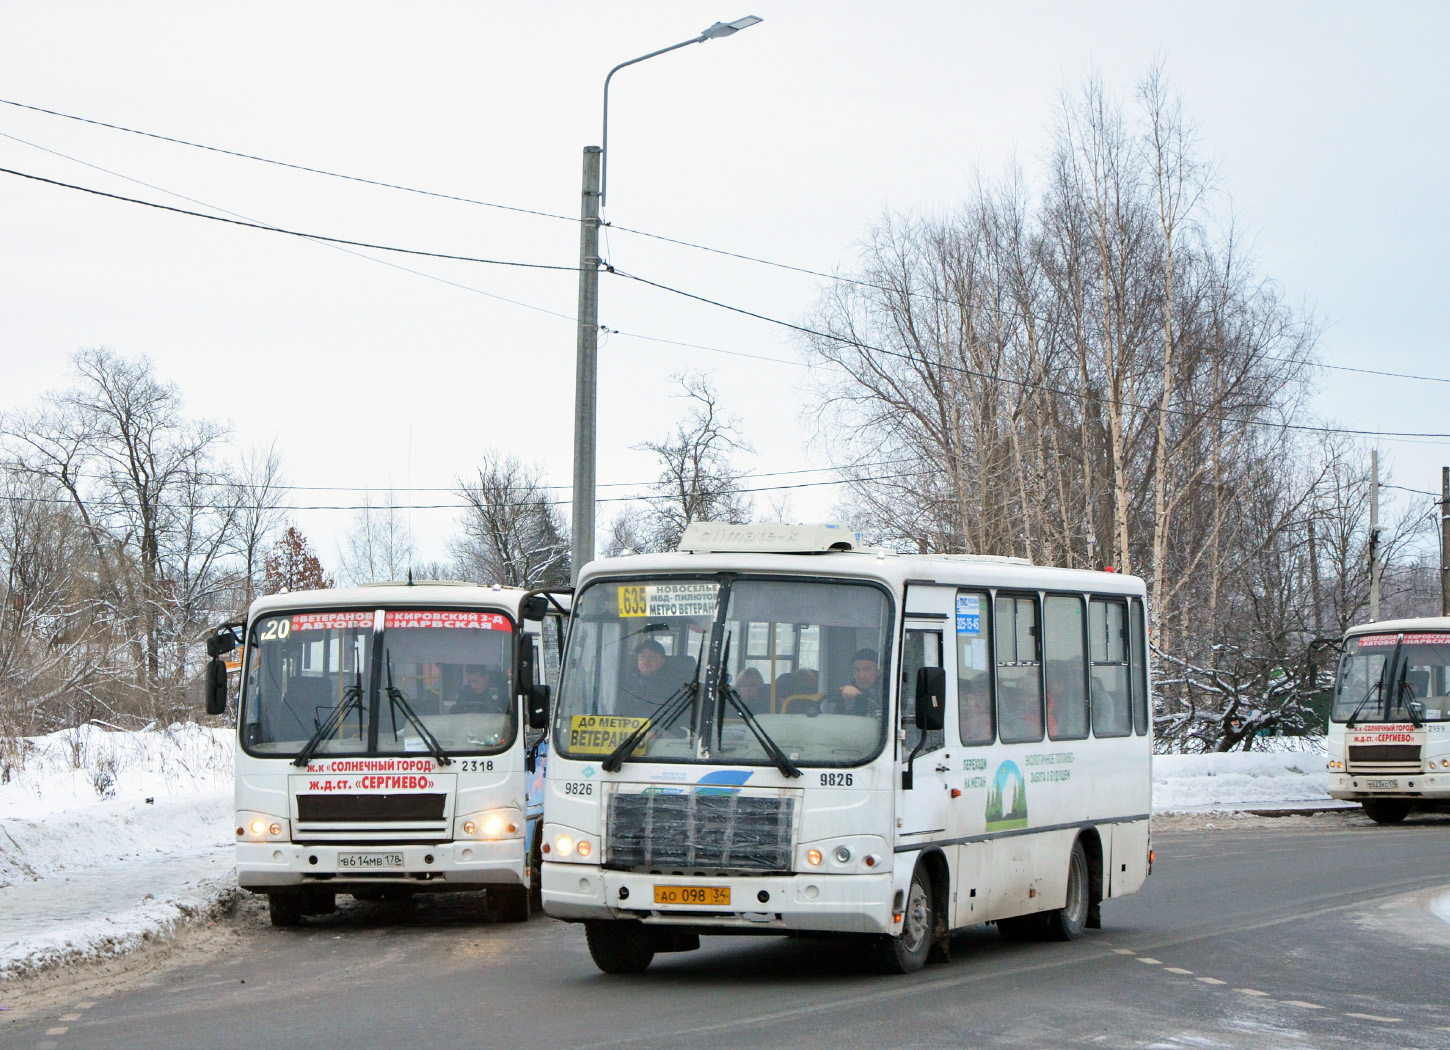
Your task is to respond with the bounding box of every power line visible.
[609,267,1450,443]
[7,96,1448,391]
[0,166,578,271]
[0,96,575,224]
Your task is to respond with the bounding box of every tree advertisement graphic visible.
[985,760,1028,830]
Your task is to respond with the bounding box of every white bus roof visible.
[578,548,1145,596]
[246,582,562,622]
[1345,616,1450,638]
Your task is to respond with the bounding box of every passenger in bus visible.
[774,668,819,711]
[732,666,770,714]
[617,639,692,718]
[824,649,882,716]
[959,669,994,743]
[452,664,506,713]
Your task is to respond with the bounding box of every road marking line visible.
[45,1027,69,1035]
[1196,977,1227,985]
[1111,949,1136,955]
[1164,967,1193,975]
[60,1013,81,1021]
[1345,1013,1401,1023]
[1136,957,1162,965]
[1236,989,1269,997]
[76,1002,95,1009]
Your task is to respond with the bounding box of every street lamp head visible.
[699,15,763,40]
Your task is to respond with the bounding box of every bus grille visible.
[1347,744,1421,774]
[606,793,795,873]
[296,793,447,822]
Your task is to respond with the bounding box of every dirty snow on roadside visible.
[0,725,1351,986]
[1,724,235,981]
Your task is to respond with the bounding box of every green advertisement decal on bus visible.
[986,760,1028,830]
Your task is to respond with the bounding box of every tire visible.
[487,884,531,923]
[528,829,544,912]
[300,889,336,916]
[873,864,933,974]
[1362,799,1411,825]
[268,892,303,927]
[584,920,656,974]
[1041,840,1090,941]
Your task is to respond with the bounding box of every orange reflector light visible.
[577,840,592,858]
[806,849,822,866]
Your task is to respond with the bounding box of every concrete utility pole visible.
[1441,466,1449,617]
[1369,449,1381,621]
[567,17,763,586]
[570,147,602,585]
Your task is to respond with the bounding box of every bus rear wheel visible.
[1362,799,1411,824]
[1041,840,1089,941]
[873,864,933,974]
[584,920,655,974]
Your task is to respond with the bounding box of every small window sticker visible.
[956,594,981,635]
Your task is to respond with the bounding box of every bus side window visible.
[1130,598,1149,735]
[1090,598,1131,738]
[1044,595,1089,741]
[957,590,994,745]
[996,594,1044,744]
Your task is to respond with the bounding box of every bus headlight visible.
[541,826,596,863]
[236,812,290,842]
[455,809,522,841]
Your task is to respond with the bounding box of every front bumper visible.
[541,862,895,935]
[237,839,525,892]
[1328,771,1450,801]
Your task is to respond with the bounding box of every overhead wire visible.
[6,95,1447,389]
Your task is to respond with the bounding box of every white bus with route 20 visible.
[203,581,566,926]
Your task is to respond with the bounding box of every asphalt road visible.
[7,811,1450,1050]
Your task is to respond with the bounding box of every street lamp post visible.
[570,16,763,584]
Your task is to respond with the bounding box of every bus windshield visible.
[240,608,517,757]
[555,575,894,768]
[1332,631,1450,723]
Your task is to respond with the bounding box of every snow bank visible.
[1152,746,1340,812]
[1,725,236,982]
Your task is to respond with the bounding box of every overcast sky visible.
[2,1,1446,571]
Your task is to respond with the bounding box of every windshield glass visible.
[1331,633,1392,722]
[240,607,517,756]
[555,575,893,767]
[1390,633,1450,722]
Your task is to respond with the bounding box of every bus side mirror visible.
[206,632,237,658]
[204,658,229,715]
[527,684,551,731]
[521,594,549,622]
[915,666,945,733]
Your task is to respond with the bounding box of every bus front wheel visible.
[584,920,655,974]
[268,892,303,927]
[487,885,531,923]
[1362,799,1411,824]
[873,864,933,974]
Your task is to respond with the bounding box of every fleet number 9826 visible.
[819,772,854,787]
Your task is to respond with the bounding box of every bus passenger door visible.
[897,613,952,842]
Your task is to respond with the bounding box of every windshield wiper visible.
[717,635,800,778]
[1392,676,1425,728]
[601,635,707,773]
[1344,680,1383,729]
[293,665,364,768]
[384,650,452,766]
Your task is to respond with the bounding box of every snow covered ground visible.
[0,726,1403,987]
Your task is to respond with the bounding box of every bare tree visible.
[338,489,412,585]
[226,439,289,608]
[451,453,569,587]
